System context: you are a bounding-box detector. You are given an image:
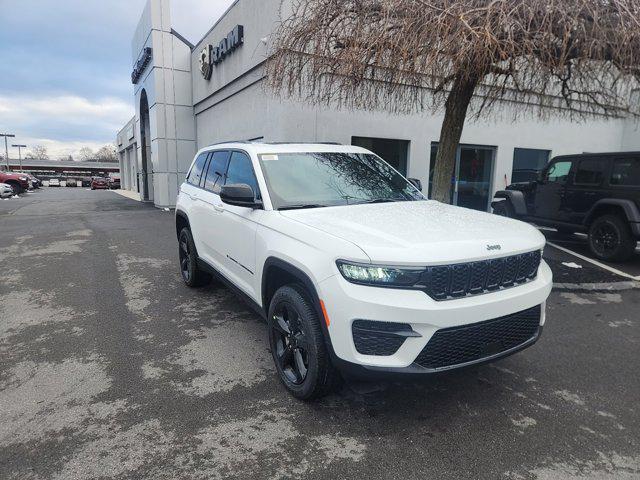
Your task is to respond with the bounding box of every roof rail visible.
[205,140,254,147]
[206,140,344,147]
[263,142,342,145]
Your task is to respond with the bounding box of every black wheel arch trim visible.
[262,257,338,360]
[584,199,640,236]
[175,209,191,239]
[493,190,527,216]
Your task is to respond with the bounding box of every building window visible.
[512,148,550,183]
[351,136,409,176]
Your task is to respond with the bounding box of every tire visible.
[7,183,21,195]
[588,214,636,262]
[268,285,340,400]
[178,228,210,287]
[493,200,514,218]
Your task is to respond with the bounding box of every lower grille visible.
[352,320,413,356]
[414,305,542,369]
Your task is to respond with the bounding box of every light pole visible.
[12,144,27,172]
[0,133,16,170]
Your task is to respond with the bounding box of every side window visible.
[187,153,209,186]
[610,158,640,187]
[225,151,259,197]
[546,161,572,184]
[574,159,605,186]
[203,150,230,194]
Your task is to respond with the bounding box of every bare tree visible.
[267,0,640,203]
[78,147,94,162]
[95,144,118,163]
[25,145,49,160]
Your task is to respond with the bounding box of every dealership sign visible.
[131,47,153,84]
[199,25,244,80]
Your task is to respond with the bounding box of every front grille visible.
[424,251,541,301]
[413,305,542,370]
[352,320,412,356]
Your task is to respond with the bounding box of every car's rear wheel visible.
[178,228,210,287]
[588,214,636,262]
[268,285,340,400]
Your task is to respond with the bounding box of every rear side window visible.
[203,150,230,194]
[187,153,208,186]
[225,151,259,197]
[610,158,640,187]
[574,159,605,186]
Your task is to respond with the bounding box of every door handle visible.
[214,203,225,212]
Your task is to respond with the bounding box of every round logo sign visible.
[199,45,212,80]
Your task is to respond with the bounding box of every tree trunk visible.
[431,74,479,204]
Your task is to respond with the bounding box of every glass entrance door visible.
[429,144,496,211]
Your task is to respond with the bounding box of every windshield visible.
[258,152,423,210]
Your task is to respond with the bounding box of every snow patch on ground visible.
[171,320,272,395]
[0,358,114,445]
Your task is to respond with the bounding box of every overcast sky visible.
[0,0,235,158]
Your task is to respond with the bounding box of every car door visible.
[532,159,574,222]
[181,151,210,254]
[196,150,231,267]
[564,157,609,224]
[216,150,262,299]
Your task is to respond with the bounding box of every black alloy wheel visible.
[178,228,210,287]
[271,302,310,385]
[267,285,340,400]
[588,214,635,262]
[592,223,618,256]
[179,235,192,283]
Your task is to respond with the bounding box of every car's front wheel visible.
[268,285,340,400]
[588,214,636,262]
[178,228,210,287]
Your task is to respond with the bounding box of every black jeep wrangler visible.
[492,152,640,262]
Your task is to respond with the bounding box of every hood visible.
[280,200,545,264]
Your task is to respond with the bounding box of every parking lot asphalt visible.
[1,188,639,480]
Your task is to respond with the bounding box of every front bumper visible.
[318,260,552,377]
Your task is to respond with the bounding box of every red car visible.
[91,177,109,190]
[0,171,30,194]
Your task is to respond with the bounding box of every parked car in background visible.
[493,152,640,262]
[176,143,552,400]
[109,176,121,189]
[0,183,14,198]
[28,174,42,189]
[0,171,30,194]
[91,177,109,190]
[48,178,61,187]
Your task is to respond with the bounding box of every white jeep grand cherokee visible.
[176,142,552,399]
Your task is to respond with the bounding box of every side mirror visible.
[220,184,262,209]
[408,178,422,191]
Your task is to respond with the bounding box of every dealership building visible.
[117,0,640,210]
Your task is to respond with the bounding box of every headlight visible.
[20,176,28,181]
[336,260,424,287]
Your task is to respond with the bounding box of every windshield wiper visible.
[279,204,328,211]
[355,198,404,205]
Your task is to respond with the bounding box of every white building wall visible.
[131,0,196,208]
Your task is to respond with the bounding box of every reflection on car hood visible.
[280,200,545,264]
